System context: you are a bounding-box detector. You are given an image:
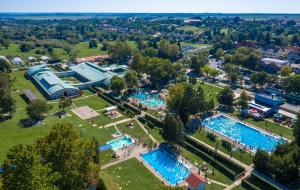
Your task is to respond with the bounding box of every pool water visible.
[203,115,286,152]
[141,148,191,185]
[129,91,165,108]
[107,135,134,151]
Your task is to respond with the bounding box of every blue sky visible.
[1,0,300,13]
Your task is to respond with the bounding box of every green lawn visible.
[176,26,205,34]
[180,146,233,185]
[72,95,111,111]
[116,121,153,146]
[180,42,212,48]
[73,42,107,58]
[197,82,222,104]
[192,130,254,165]
[232,111,294,140]
[100,158,166,190]
[232,185,246,190]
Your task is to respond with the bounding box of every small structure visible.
[249,101,273,116]
[12,57,23,65]
[40,56,50,62]
[255,93,284,107]
[185,173,207,190]
[71,106,100,120]
[28,57,37,62]
[22,89,38,103]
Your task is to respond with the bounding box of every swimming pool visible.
[141,147,191,185]
[107,135,134,151]
[129,91,165,109]
[203,115,286,152]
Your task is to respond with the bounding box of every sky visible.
[1,0,300,13]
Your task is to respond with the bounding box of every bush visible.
[221,140,232,151]
[123,102,141,115]
[207,133,216,142]
[241,179,260,190]
[145,113,163,128]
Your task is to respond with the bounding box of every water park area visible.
[202,115,286,152]
[107,135,135,151]
[128,89,166,110]
[141,147,191,186]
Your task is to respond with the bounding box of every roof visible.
[70,62,114,82]
[22,89,38,102]
[249,101,271,113]
[260,58,288,65]
[185,173,206,188]
[278,109,297,120]
[12,57,23,64]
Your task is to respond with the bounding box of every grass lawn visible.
[232,185,246,190]
[180,147,233,185]
[72,95,111,111]
[116,121,153,146]
[100,158,166,190]
[73,42,107,58]
[143,124,164,143]
[196,81,222,104]
[232,111,294,140]
[192,130,254,165]
[176,26,205,34]
[206,183,226,190]
[180,42,212,48]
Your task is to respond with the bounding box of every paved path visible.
[225,166,253,190]
[135,118,158,143]
[103,118,132,128]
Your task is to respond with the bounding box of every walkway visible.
[135,118,158,143]
[103,118,132,128]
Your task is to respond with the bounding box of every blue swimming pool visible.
[141,147,191,185]
[107,135,134,151]
[203,115,286,152]
[129,91,165,109]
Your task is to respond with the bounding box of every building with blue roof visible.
[27,63,128,99]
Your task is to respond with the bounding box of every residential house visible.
[185,173,207,190]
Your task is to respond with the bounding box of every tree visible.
[89,39,98,48]
[190,52,207,73]
[59,96,72,112]
[26,99,49,120]
[209,67,219,80]
[208,98,215,112]
[0,94,16,116]
[250,71,269,86]
[216,48,224,58]
[110,76,126,93]
[19,42,34,52]
[253,149,270,173]
[2,123,100,190]
[201,65,211,78]
[2,144,57,190]
[224,64,240,84]
[130,53,144,73]
[158,40,180,61]
[280,66,292,77]
[35,123,99,190]
[238,90,248,109]
[0,56,12,72]
[162,114,184,145]
[293,113,300,147]
[124,71,139,89]
[284,74,300,94]
[108,40,131,63]
[217,87,234,108]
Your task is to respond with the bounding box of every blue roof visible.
[27,65,51,77]
[70,62,115,82]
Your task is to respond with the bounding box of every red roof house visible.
[185,173,207,190]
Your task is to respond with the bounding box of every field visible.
[0,41,137,62]
[176,26,205,34]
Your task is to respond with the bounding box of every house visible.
[259,47,285,59]
[12,57,23,65]
[278,103,300,120]
[185,173,207,190]
[285,46,300,62]
[259,58,289,73]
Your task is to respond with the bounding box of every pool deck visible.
[202,113,287,154]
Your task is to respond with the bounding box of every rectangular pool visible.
[141,147,191,186]
[107,135,134,151]
[203,115,286,152]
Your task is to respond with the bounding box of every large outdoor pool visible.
[129,91,165,109]
[141,147,191,185]
[107,135,134,151]
[203,115,286,152]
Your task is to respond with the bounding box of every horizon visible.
[1,0,300,14]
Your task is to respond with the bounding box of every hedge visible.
[182,141,237,180]
[123,102,141,115]
[144,113,163,128]
[249,172,284,190]
[241,179,260,190]
[98,93,117,105]
[184,136,245,175]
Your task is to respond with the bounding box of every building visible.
[255,93,284,107]
[185,173,207,190]
[259,47,285,59]
[75,55,110,64]
[249,101,273,116]
[291,64,300,74]
[27,62,128,99]
[259,58,289,73]
[278,103,300,120]
[285,46,300,63]
[22,89,38,103]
